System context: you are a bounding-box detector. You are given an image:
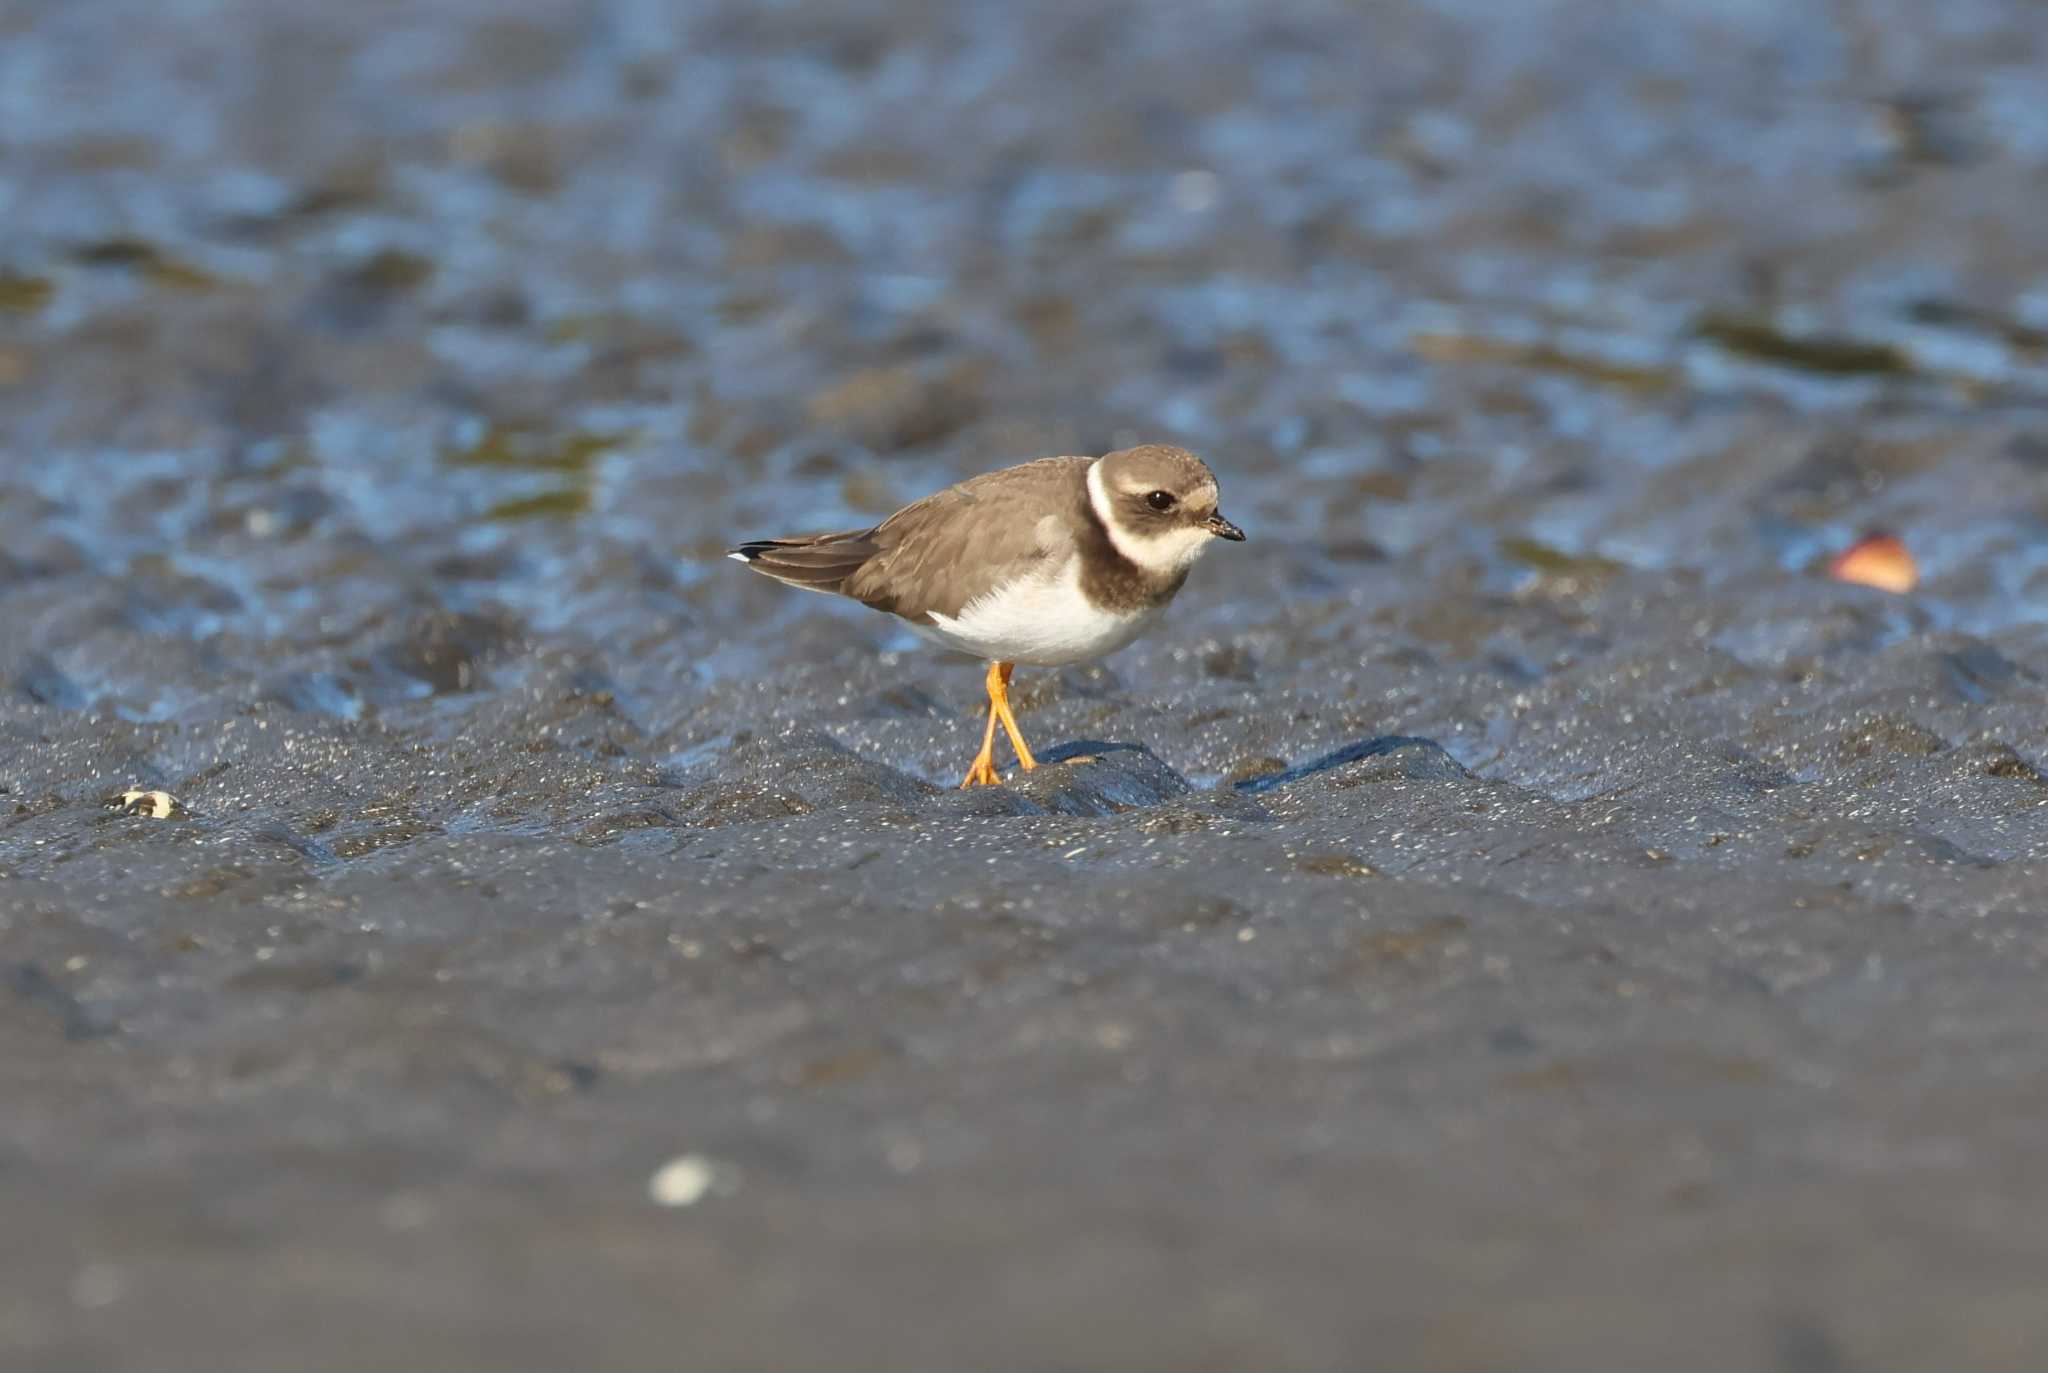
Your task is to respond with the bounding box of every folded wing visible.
[847,457,1087,622]
[728,456,1089,623]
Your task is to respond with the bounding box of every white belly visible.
[910,561,1168,666]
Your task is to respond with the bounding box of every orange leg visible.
[959,677,1004,788]
[989,661,1038,772]
[959,661,1036,787]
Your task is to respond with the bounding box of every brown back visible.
[846,457,1091,621]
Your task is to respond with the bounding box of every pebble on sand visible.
[108,789,187,820]
[647,1154,724,1208]
[1828,533,1918,594]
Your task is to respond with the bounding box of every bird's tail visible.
[726,528,880,595]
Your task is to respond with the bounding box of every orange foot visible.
[960,754,1004,788]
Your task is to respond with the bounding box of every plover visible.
[729,444,1245,787]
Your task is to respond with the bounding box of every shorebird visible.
[729,444,1244,787]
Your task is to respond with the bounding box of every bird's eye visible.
[1146,490,1176,512]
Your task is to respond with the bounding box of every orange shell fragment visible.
[1828,533,1918,594]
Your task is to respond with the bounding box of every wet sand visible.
[7,1,2048,1368]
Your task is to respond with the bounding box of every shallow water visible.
[7,1,2048,1368]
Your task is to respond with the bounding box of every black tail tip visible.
[726,543,766,563]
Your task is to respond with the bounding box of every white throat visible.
[1086,458,1216,577]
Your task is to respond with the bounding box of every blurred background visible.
[8,1,2048,1369]
[4,0,2047,685]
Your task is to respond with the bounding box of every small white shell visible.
[109,789,186,820]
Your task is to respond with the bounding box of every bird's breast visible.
[915,560,1170,666]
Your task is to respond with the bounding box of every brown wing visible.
[845,457,1089,622]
